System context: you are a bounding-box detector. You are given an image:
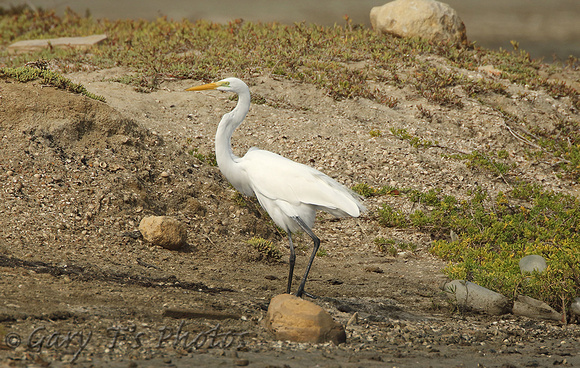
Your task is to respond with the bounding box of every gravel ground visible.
[0,64,579,367]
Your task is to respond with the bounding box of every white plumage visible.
[187,77,365,297]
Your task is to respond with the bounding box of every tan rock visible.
[264,294,346,344]
[370,0,467,46]
[139,215,187,250]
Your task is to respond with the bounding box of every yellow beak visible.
[186,82,219,91]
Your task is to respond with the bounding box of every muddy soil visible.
[0,66,579,367]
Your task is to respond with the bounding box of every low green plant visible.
[378,205,408,228]
[369,129,382,138]
[0,66,106,101]
[374,237,417,256]
[378,182,580,310]
[316,248,327,257]
[390,128,438,149]
[188,148,217,166]
[460,150,515,177]
[246,237,283,261]
[352,183,399,197]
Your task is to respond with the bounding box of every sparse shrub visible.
[352,183,399,197]
[378,183,580,311]
[0,66,106,101]
[246,237,283,261]
[390,128,438,149]
[374,237,417,256]
[369,129,382,138]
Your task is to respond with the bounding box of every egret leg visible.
[291,216,320,298]
[287,232,296,294]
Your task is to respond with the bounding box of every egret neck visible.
[215,83,250,166]
[214,82,251,190]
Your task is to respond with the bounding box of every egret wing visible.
[240,149,364,217]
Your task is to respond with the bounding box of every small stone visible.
[264,294,346,344]
[139,216,187,250]
[347,312,359,326]
[519,255,547,274]
[444,280,511,315]
[512,295,562,321]
[370,0,467,46]
[160,171,170,178]
[234,359,249,366]
[571,297,580,316]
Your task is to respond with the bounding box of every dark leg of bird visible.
[287,232,296,294]
[291,216,320,298]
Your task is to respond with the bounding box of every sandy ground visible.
[0,60,579,366]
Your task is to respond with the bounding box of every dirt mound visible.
[0,80,143,143]
[0,81,272,272]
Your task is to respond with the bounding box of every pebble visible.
[519,255,547,274]
[570,297,580,316]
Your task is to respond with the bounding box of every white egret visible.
[186,77,365,297]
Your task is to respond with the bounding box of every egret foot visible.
[294,289,318,299]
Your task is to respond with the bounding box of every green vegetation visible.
[374,237,417,256]
[378,183,580,311]
[246,237,283,261]
[352,183,399,198]
[187,147,217,166]
[0,65,105,101]
[446,150,515,178]
[390,128,438,149]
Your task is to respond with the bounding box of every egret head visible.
[186,77,246,93]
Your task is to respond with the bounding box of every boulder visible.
[264,294,346,344]
[519,255,547,274]
[444,280,511,315]
[139,216,187,250]
[370,0,467,46]
[512,295,562,321]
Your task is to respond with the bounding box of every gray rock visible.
[519,255,547,274]
[512,295,562,321]
[370,0,467,46]
[570,297,580,316]
[444,280,510,315]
